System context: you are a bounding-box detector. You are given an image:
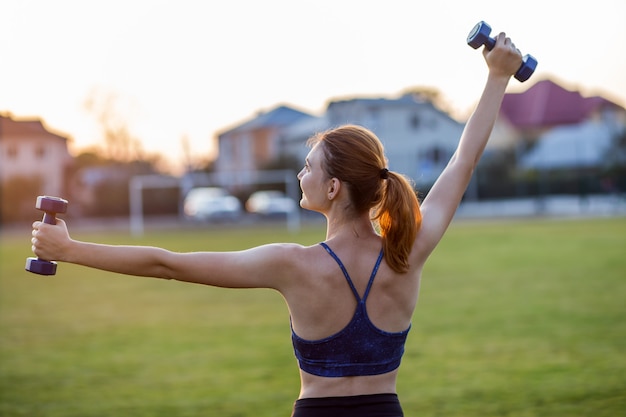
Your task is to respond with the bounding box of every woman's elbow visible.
[448,152,478,174]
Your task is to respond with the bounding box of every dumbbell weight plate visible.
[25,258,58,275]
[36,196,68,214]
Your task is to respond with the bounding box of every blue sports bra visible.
[291,242,411,377]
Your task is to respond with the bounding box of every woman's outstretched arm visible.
[31,219,300,289]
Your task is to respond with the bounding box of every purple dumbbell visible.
[25,196,69,276]
[467,21,537,82]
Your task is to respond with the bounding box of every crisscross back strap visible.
[319,242,384,302]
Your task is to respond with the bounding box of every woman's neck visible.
[325,212,378,242]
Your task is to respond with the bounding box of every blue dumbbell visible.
[467,21,537,82]
[25,196,68,276]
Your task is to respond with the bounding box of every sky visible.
[2,0,625,173]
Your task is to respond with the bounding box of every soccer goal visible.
[129,170,300,236]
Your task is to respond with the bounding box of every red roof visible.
[500,79,621,129]
[0,114,68,141]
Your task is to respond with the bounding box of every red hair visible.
[308,125,422,273]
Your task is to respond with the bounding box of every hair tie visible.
[379,168,389,180]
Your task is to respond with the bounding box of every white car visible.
[245,190,297,217]
[183,187,242,221]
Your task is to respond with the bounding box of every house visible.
[282,94,465,188]
[216,94,466,190]
[281,114,329,162]
[484,79,626,198]
[494,79,625,151]
[520,119,620,170]
[0,113,73,198]
[213,105,316,188]
[214,78,624,196]
[501,79,620,131]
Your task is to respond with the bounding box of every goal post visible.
[129,170,301,236]
[129,174,180,236]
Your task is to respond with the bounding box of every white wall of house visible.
[489,117,521,150]
[283,96,466,187]
[0,127,72,197]
[281,116,329,164]
[520,119,623,170]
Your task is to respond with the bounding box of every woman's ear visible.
[327,178,341,200]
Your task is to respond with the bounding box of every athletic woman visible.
[31,32,523,416]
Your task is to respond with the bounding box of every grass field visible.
[1,217,625,416]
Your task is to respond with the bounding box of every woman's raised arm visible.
[414,32,523,259]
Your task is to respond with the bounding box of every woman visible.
[31,33,523,416]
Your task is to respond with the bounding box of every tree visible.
[401,86,455,116]
[0,175,43,223]
[76,89,179,217]
[83,88,144,162]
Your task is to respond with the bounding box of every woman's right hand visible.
[483,32,523,80]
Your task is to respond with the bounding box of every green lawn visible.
[1,218,625,416]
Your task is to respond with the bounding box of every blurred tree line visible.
[0,90,214,224]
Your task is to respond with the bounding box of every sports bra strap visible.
[363,249,384,301]
[319,242,384,302]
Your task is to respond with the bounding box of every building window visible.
[410,114,420,129]
[424,146,445,164]
[7,145,18,159]
[35,145,46,159]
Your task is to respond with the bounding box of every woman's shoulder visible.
[260,242,331,293]
[258,241,324,268]
[263,241,321,253]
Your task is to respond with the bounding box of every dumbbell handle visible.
[480,35,496,51]
[35,195,67,225]
[42,212,58,225]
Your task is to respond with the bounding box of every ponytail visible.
[373,171,421,273]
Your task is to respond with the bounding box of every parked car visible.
[245,190,297,217]
[183,187,242,221]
